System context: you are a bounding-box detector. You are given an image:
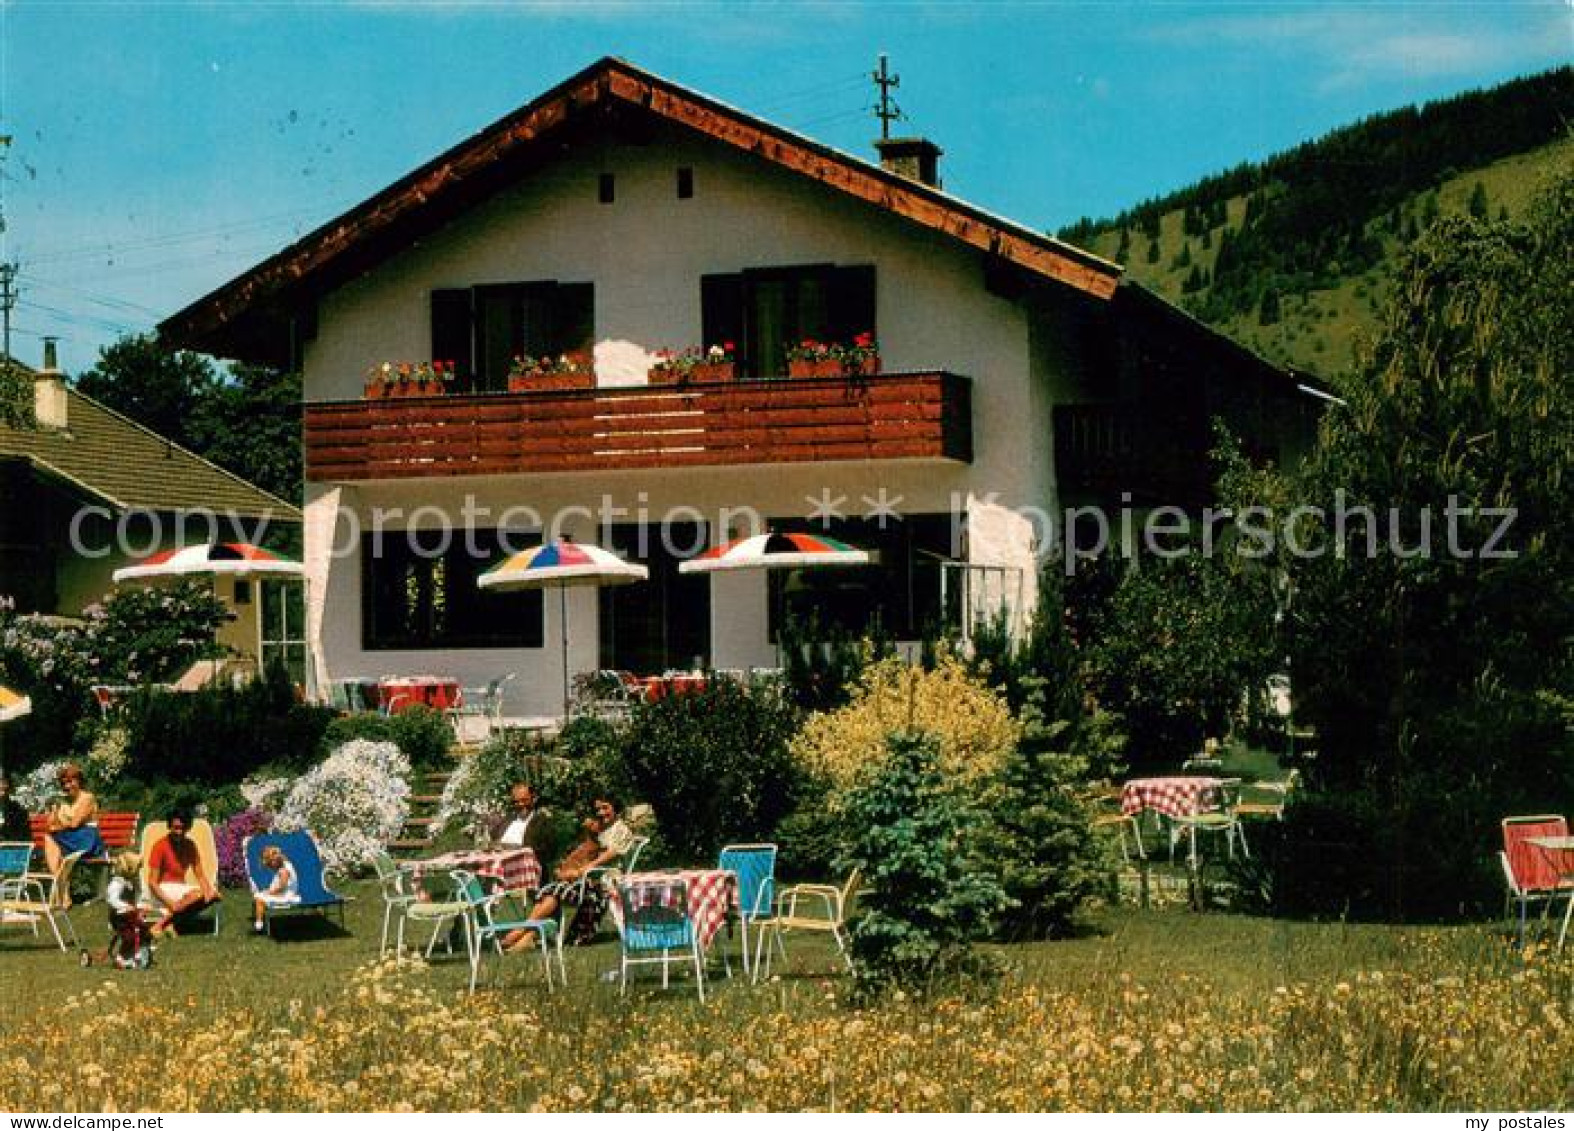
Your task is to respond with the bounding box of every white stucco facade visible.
[301,126,1088,716]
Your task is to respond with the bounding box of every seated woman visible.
[505,796,635,951]
[42,763,106,906]
[146,809,222,937]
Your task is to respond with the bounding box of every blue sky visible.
[0,1,1566,373]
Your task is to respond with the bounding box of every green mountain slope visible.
[1059,68,1574,381]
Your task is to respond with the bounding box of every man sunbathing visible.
[147,809,221,936]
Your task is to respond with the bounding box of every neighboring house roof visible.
[0,367,300,520]
[159,56,1124,362]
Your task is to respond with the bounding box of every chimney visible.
[35,337,67,430]
[875,137,943,189]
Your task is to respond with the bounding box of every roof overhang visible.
[159,56,1122,364]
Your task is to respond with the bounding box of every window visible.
[597,522,711,674]
[676,167,694,199]
[701,265,875,378]
[766,514,956,640]
[430,282,594,393]
[260,580,306,685]
[598,173,615,204]
[362,529,544,650]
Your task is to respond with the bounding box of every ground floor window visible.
[598,522,711,674]
[362,529,544,650]
[767,514,957,641]
[259,580,307,685]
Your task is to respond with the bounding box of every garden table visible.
[1120,776,1224,820]
[637,674,708,702]
[609,869,738,949]
[405,848,541,897]
[380,676,462,714]
[1526,836,1574,952]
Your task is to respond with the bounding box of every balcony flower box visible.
[649,344,737,386]
[508,352,595,393]
[785,333,880,379]
[365,361,456,399]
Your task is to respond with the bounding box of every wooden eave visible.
[159,57,1121,361]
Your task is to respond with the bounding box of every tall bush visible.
[839,731,1011,1000]
[121,660,334,783]
[622,679,800,860]
[790,655,1020,793]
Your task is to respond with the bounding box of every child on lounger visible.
[252,845,300,934]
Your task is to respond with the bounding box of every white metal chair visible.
[1169,779,1249,865]
[615,876,706,1001]
[758,868,861,979]
[718,843,778,979]
[0,850,83,950]
[371,851,418,956]
[449,672,517,742]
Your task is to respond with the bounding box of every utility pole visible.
[872,53,903,140]
[0,263,15,365]
[0,134,14,363]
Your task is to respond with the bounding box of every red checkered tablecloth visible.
[406,848,541,894]
[609,869,738,949]
[1121,777,1223,820]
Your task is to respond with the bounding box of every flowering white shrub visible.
[275,740,411,876]
[13,759,68,811]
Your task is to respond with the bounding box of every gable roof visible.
[159,56,1124,363]
[0,365,301,520]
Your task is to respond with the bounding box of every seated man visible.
[482,781,555,863]
[146,809,221,936]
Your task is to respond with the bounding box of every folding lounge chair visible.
[137,820,223,935]
[243,830,349,936]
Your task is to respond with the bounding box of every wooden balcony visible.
[305,371,972,482]
[1053,402,1211,505]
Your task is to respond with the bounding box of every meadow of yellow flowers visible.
[0,906,1569,1112]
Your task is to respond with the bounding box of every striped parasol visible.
[0,684,31,723]
[478,538,648,717]
[477,539,649,591]
[678,531,871,574]
[112,542,304,582]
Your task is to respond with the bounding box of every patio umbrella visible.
[112,542,304,583]
[677,531,871,574]
[477,538,648,718]
[0,684,30,724]
[0,684,29,776]
[679,531,872,665]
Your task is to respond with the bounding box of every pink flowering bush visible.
[215,806,274,889]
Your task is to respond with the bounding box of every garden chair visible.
[615,876,706,1002]
[449,672,517,743]
[1088,790,1146,864]
[1235,770,1300,821]
[0,850,83,950]
[400,869,475,966]
[0,842,38,929]
[1169,779,1249,865]
[1500,815,1573,947]
[136,820,223,936]
[242,830,349,936]
[718,843,778,979]
[758,868,861,980]
[452,871,563,992]
[372,851,418,957]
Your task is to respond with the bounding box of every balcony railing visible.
[1053,403,1210,505]
[305,371,972,482]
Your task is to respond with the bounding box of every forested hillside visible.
[1059,68,1573,380]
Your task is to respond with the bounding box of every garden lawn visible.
[0,886,1570,1112]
